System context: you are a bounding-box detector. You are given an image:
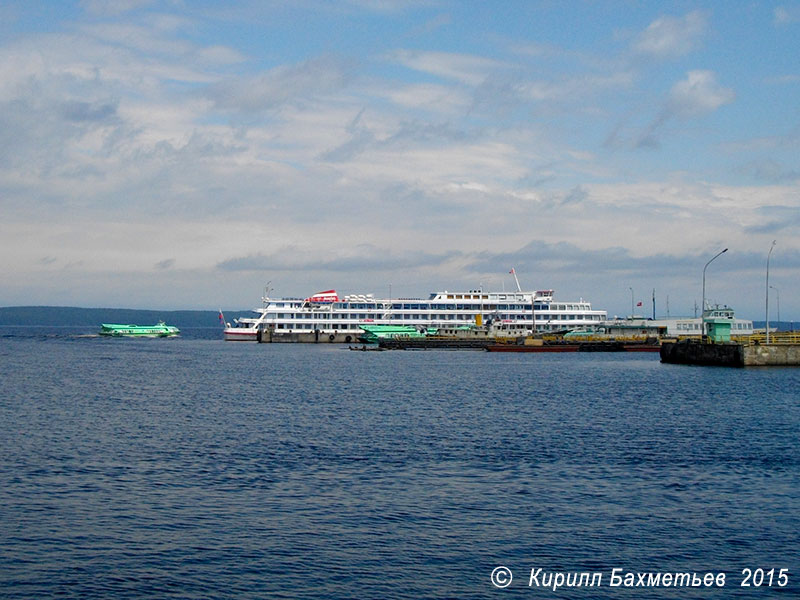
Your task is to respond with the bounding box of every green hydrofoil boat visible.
[99,322,180,337]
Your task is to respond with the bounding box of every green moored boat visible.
[358,324,432,344]
[99,322,180,337]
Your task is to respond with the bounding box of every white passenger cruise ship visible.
[223,288,607,341]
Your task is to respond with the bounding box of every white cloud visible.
[80,0,158,17]
[607,70,736,149]
[387,49,502,86]
[667,70,736,117]
[774,5,800,25]
[764,73,800,84]
[344,0,442,13]
[377,82,470,113]
[207,56,356,113]
[633,10,707,58]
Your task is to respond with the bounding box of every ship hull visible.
[223,328,258,341]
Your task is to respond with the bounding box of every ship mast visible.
[510,267,522,292]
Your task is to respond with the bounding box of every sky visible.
[1,1,798,319]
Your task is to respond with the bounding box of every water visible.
[1,328,798,598]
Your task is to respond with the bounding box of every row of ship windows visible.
[272,323,594,331]
[675,322,750,330]
[268,313,605,321]
[274,303,589,311]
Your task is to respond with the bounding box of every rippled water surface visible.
[1,328,798,598]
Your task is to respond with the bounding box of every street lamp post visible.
[766,241,776,344]
[629,287,634,319]
[702,248,728,339]
[770,285,780,326]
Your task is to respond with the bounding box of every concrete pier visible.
[744,343,800,366]
[660,340,744,367]
[661,339,800,367]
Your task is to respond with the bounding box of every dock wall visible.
[661,340,800,367]
[660,341,744,367]
[744,344,800,366]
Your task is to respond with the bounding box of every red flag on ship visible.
[219,310,224,322]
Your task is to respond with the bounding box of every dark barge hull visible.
[486,341,660,353]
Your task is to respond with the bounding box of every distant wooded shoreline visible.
[0,306,247,327]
